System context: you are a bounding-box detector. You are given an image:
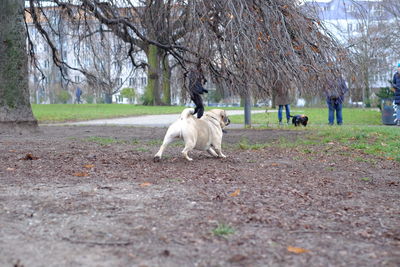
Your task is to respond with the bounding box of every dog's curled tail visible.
[180,108,195,120]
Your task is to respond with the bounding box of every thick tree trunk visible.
[162,57,171,105]
[0,0,38,133]
[144,44,163,105]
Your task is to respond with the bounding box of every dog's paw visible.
[153,156,161,162]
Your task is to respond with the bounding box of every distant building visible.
[25,7,162,104]
[304,0,398,104]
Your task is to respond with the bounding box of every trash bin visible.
[381,99,396,125]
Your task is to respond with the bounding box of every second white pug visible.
[154,108,230,161]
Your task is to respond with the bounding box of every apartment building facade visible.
[305,0,398,103]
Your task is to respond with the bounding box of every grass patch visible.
[32,104,251,123]
[212,223,235,237]
[33,105,398,162]
[234,125,400,162]
[84,136,126,146]
[238,138,270,150]
[229,107,382,126]
[135,147,150,152]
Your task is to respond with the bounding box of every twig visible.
[62,237,132,246]
[289,230,343,234]
[379,218,389,229]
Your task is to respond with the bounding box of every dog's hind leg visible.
[207,147,218,157]
[154,129,180,162]
[182,145,194,161]
[212,144,226,158]
[214,148,226,158]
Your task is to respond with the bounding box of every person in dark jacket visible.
[326,77,348,125]
[274,80,291,125]
[75,87,82,104]
[392,63,400,126]
[188,66,208,118]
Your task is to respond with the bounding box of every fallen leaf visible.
[9,150,16,152]
[229,189,240,197]
[73,172,89,177]
[287,246,310,254]
[271,163,279,166]
[140,182,152,187]
[6,167,15,171]
[83,164,95,169]
[21,153,39,160]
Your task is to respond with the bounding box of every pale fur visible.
[154,108,229,161]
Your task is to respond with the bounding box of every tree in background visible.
[120,87,136,104]
[1,0,348,129]
[0,0,38,133]
[27,0,346,101]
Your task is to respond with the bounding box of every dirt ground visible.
[0,125,399,267]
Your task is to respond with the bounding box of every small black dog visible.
[290,115,308,127]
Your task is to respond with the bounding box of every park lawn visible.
[229,108,399,162]
[32,104,399,161]
[32,104,256,123]
[228,107,382,126]
[291,125,400,162]
[32,104,187,122]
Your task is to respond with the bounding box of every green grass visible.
[231,107,399,162]
[229,107,382,125]
[236,125,400,162]
[32,104,250,123]
[32,104,189,123]
[33,105,399,161]
[84,136,126,146]
[212,223,235,237]
[317,126,400,161]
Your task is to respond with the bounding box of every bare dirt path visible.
[0,126,399,266]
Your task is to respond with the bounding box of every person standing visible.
[326,77,348,125]
[75,87,82,104]
[274,80,291,125]
[392,63,400,126]
[188,65,208,118]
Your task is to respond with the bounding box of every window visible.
[116,78,122,86]
[129,77,136,86]
[141,77,147,86]
[345,4,355,13]
[75,76,80,83]
[44,59,49,68]
[347,23,353,32]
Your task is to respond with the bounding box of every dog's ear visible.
[219,110,230,125]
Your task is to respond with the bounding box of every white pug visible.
[154,108,230,161]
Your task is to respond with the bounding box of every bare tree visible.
[73,29,133,103]
[345,1,396,106]
[1,0,348,130]
[305,0,398,106]
[27,0,346,99]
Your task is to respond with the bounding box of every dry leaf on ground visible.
[229,189,241,197]
[287,246,310,254]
